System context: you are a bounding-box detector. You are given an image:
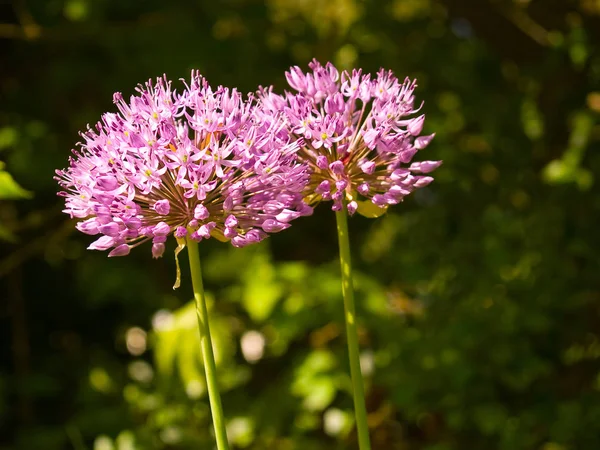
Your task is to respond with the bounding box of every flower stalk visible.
[258,60,441,448]
[335,207,371,450]
[186,237,230,450]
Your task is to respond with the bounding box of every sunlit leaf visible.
[0,127,18,150]
[210,227,229,242]
[0,224,16,242]
[0,170,32,200]
[154,328,180,382]
[302,378,336,411]
[176,329,205,398]
[542,111,593,190]
[356,199,387,218]
[242,253,283,322]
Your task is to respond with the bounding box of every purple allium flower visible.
[260,59,441,215]
[56,73,312,257]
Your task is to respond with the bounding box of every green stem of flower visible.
[186,238,230,450]
[335,208,372,450]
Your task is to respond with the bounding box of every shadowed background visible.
[1,0,600,449]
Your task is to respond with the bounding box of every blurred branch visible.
[0,23,29,39]
[8,266,32,424]
[0,219,74,278]
[14,0,40,39]
[0,0,41,40]
[0,10,171,41]
[65,424,88,450]
[442,0,546,62]
[493,1,550,46]
[18,206,65,233]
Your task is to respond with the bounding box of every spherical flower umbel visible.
[56,72,312,258]
[260,59,441,215]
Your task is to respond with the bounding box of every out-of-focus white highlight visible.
[241,330,266,363]
[125,327,147,356]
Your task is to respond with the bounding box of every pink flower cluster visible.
[56,73,311,257]
[57,62,440,257]
[260,59,441,214]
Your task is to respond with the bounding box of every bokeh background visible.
[1,0,600,449]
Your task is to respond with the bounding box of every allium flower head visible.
[260,59,441,215]
[56,72,312,258]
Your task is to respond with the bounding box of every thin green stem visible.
[335,208,371,450]
[186,238,230,450]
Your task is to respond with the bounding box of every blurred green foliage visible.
[1,0,600,449]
